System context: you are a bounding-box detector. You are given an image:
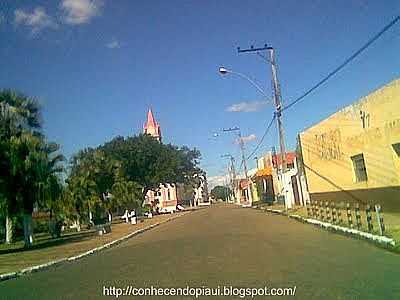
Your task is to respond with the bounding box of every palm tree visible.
[7,132,65,245]
[0,90,41,244]
[67,149,120,228]
[67,150,98,231]
[36,142,65,237]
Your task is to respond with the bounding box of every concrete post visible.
[355,203,362,230]
[346,203,353,228]
[375,205,385,236]
[366,205,373,232]
[5,215,13,244]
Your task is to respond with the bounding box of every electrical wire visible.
[246,113,276,160]
[282,16,400,112]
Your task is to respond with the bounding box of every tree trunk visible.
[49,209,55,238]
[5,214,13,244]
[76,219,81,232]
[23,213,33,247]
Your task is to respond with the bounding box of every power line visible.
[282,15,400,112]
[246,113,276,160]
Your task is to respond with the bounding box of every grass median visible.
[0,211,191,275]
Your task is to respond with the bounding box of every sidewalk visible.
[0,211,191,275]
[253,202,399,252]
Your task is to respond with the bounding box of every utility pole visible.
[238,131,252,205]
[221,154,237,203]
[268,47,287,172]
[237,44,287,172]
[223,127,253,205]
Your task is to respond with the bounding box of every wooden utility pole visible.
[268,47,287,172]
[222,127,253,205]
[237,44,287,172]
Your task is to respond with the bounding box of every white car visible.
[159,206,176,214]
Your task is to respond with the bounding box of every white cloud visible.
[14,7,57,34]
[207,175,228,190]
[61,0,103,25]
[226,100,268,112]
[236,134,256,144]
[106,39,121,49]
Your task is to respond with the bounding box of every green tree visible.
[8,132,64,246]
[210,186,231,201]
[67,148,120,225]
[111,170,142,213]
[66,134,203,222]
[0,90,41,244]
[36,142,65,237]
[101,134,202,199]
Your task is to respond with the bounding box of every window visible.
[393,143,400,157]
[351,154,368,182]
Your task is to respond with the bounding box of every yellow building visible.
[299,79,400,212]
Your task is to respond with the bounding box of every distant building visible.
[143,108,162,142]
[299,79,400,212]
[193,174,209,205]
[233,168,257,204]
[253,151,307,208]
[143,109,177,212]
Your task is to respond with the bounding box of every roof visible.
[144,108,159,129]
[239,179,248,189]
[272,152,296,166]
[254,166,273,177]
[143,108,162,141]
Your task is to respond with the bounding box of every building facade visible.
[251,150,308,209]
[193,174,209,205]
[299,79,400,212]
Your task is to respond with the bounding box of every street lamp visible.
[218,67,229,75]
[218,59,287,173]
[218,67,271,100]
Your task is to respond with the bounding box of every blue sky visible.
[0,1,399,186]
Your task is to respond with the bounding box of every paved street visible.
[1,204,400,299]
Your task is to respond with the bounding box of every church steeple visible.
[143,108,162,142]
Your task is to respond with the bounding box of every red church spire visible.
[146,109,156,127]
[143,108,162,142]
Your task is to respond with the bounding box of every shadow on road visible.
[0,231,95,255]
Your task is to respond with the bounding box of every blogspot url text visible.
[103,285,297,298]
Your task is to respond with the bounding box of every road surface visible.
[1,204,400,299]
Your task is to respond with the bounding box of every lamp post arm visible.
[230,71,272,104]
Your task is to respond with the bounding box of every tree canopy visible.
[66,134,203,219]
[210,185,231,201]
[0,90,64,246]
[100,134,202,194]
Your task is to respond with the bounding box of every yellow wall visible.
[300,79,400,210]
[251,181,259,202]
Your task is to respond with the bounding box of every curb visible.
[260,207,396,249]
[0,212,189,283]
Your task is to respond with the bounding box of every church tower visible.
[143,108,177,212]
[143,108,162,142]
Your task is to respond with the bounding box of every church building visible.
[143,109,178,212]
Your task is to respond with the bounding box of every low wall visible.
[310,186,400,212]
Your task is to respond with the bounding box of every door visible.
[291,175,300,205]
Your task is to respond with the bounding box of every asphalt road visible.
[1,204,400,299]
